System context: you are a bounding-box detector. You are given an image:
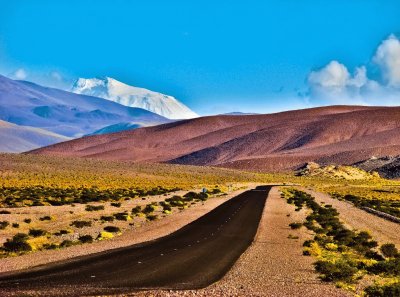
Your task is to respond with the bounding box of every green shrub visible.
[365,251,385,261]
[380,243,399,258]
[113,212,131,221]
[0,210,11,214]
[60,240,74,248]
[29,228,47,237]
[100,215,114,222]
[131,206,142,215]
[78,235,93,243]
[103,226,120,233]
[0,221,9,230]
[146,214,158,221]
[42,243,58,250]
[12,223,19,228]
[159,201,172,212]
[70,220,92,228]
[54,229,70,236]
[143,204,156,214]
[314,260,358,282]
[365,282,400,297]
[367,258,400,276]
[2,233,32,253]
[289,222,302,229]
[303,240,314,247]
[85,205,104,211]
[211,188,222,194]
[23,218,31,224]
[39,216,52,221]
[110,202,121,208]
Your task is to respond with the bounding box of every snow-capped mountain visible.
[71,77,198,120]
[0,75,169,138]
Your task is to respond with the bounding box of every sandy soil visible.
[134,187,349,297]
[0,184,257,274]
[302,188,400,247]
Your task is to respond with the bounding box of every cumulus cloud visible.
[307,35,400,105]
[373,34,400,87]
[14,68,27,80]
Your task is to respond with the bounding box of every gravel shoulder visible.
[135,186,348,297]
[301,187,400,248]
[0,184,258,274]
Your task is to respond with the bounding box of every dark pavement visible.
[0,186,271,296]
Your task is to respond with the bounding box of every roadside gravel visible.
[301,188,400,247]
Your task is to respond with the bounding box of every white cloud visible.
[14,68,27,80]
[373,34,400,87]
[307,35,400,105]
[308,60,349,90]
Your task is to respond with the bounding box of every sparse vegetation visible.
[380,243,399,258]
[289,222,302,229]
[54,229,70,236]
[0,221,9,230]
[59,240,74,248]
[131,206,141,215]
[365,282,400,297]
[70,220,92,228]
[282,188,400,295]
[29,228,47,237]
[113,212,131,221]
[331,193,400,219]
[103,226,120,233]
[85,204,105,211]
[100,215,114,222]
[39,216,52,221]
[78,235,93,243]
[2,233,32,253]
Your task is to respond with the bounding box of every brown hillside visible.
[30,105,400,171]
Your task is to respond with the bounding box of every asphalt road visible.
[0,186,271,296]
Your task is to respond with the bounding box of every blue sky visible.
[1,0,400,115]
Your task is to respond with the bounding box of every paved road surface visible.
[0,186,270,296]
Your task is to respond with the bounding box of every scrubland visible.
[1,152,400,293]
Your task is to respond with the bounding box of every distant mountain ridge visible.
[0,75,169,139]
[71,77,198,120]
[31,105,400,173]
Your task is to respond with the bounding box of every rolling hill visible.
[30,105,400,171]
[0,120,71,153]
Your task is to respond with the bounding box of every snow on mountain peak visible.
[71,77,198,119]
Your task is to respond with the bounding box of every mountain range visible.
[0,75,170,138]
[71,77,198,120]
[30,105,400,172]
